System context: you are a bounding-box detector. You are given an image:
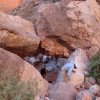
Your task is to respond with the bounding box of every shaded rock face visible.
[41,37,70,57]
[10,0,43,23]
[35,0,100,57]
[24,54,68,83]
[0,12,40,57]
[0,0,22,13]
[0,47,48,96]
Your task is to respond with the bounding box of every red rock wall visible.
[0,0,22,12]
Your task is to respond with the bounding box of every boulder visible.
[40,54,51,63]
[56,48,89,86]
[28,57,39,65]
[67,48,89,71]
[89,84,100,95]
[24,56,30,62]
[88,77,96,85]
[10,0,100,57]
[35,0,100,57]
[0,47,48,96]
[83,81,93,89]
[49,82,77,100]
[66,48,89,86]
[76,90,96,100]
[0,12,40,57]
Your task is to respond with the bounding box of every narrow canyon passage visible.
[24,53,66,83]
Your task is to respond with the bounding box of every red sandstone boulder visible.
[0,12,40,57]
[56,48,89,86]
[35,0,100,57]
[0,47,48,97]
[11,0,100,57]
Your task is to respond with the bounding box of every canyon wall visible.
[0,0,22,12]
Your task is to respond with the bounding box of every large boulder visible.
[0,12,40,57]
[49,82,77,100]
[35,0,100,57]
[0,47,48,96]
[67,48,89,71]
[56,48,89,86]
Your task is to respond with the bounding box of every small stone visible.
[51,57,57,62]
[57,58,67,68]
[37,53,43,58]
[76,90,96,100]
[88,77,96,85]
[45,97,50,100]
[24,56,30,62]
[39,54,51,63]
[45,61,57,72]
[89,84,100,94]
[36,53,43,61]
[84,81,92,89]
[42,55,48,63]
[84,71,89,77]
[29,57,39,65]
[85,77,89,82]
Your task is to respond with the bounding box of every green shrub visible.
[0,78,38,100]
[89,54,100,80]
